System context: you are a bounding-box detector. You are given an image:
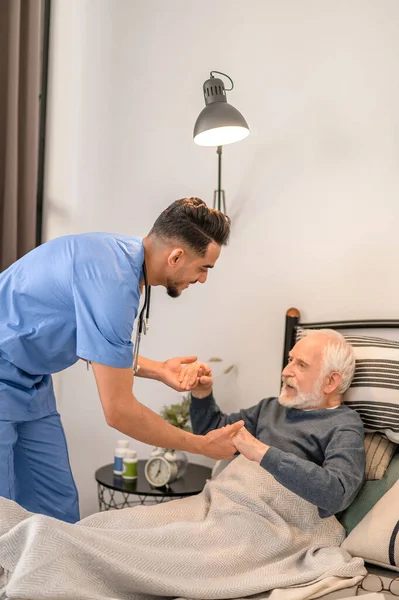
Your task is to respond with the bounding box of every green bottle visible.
[122,449,138,480]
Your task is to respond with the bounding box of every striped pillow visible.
[344,335,399,443]
[364,432,397,480]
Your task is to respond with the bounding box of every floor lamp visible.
[193,71,249,214]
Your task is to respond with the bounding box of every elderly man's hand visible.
[232,426,270,463]
[160,357,211,392]
[200,421,245,459]
[178,362,214,397]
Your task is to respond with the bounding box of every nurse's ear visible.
[167,248,185,268]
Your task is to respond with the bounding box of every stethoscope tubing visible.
[133,261,151,374]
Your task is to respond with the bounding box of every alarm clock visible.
[144,450,188,487]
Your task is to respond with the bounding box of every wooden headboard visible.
[282,307,399,370]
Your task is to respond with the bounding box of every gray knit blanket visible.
[0,456,365,600]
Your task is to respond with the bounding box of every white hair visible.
[300,329,355,394]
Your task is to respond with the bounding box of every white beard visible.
[278,376,324,410]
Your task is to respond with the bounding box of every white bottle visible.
[117,440,129,449]
[122,449,138,480]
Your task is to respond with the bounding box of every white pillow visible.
[211,458,233,479]
[342,480,399,571]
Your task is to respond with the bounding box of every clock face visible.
[145,457,171,487]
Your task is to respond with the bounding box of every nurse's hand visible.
[179,361,212,393]
[159,356,203,392]
[200,421,245,459]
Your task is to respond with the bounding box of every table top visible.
[95,461,212,497]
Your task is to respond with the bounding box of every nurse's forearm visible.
[108,394,202,453]
[134,356,163,380]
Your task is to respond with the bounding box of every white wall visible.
[43,0,399,517]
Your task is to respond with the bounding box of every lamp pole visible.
[214,145,226,213]
[217,146,222,210]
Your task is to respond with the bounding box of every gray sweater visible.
[190,394,365,518]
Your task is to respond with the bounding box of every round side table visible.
[95,461,212,511]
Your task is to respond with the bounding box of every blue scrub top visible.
[0,233,144,421]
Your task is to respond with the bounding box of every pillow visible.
[364,432,397,480]
[341,476,399,571]
[343,334,399,443]
[339,449,399,535]
[211,458,234,479]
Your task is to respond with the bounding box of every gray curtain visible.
[0,0,43,271]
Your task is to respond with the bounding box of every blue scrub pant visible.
[0,411,80,523]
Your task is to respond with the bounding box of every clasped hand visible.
[159,357,213,393]
[231,427,270,463]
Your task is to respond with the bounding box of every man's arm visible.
[91,362,243,459]
[135,355,201,391]
[233,426,365,517]
[190,387,264,438]
[133,356,164,380]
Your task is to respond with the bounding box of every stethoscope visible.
[133,261,151,375]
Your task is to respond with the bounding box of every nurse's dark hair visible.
[149,198,231,256]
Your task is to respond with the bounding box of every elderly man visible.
[189,329,365,518]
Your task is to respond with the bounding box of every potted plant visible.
[160,395,192,432]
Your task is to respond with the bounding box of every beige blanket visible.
[0,456,365,600]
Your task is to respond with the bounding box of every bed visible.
[0,308,398,600]
[282,307,399,598]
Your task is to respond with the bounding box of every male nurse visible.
[0,198,243,522]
